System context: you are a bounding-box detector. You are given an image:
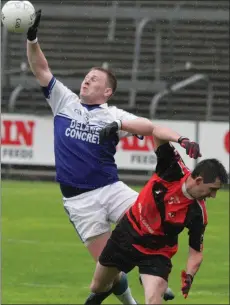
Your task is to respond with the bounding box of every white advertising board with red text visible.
[198,122,229,172]
[1,113,55,165]
[1,114,229,172]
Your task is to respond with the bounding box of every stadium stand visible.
[55,0,230,10]
[1,1,229,121]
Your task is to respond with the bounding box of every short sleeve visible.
[115,108,142,139]
[186,201,208,252]
[187,218,206,252]
[155,143,189,181]
[41,76,80,116]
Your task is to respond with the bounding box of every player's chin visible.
[198,196,207,201]
[80,92,87,100]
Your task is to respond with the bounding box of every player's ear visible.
[104,88,112,98]
[195,176,203,185]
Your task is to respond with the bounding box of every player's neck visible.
[80,97,107,105]
[184,175,196,199]
[81,101,105,105]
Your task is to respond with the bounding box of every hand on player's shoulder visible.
[179,137,202,159]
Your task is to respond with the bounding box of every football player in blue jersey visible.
[26,11,175,304]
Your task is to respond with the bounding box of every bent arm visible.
[27,40,53,86]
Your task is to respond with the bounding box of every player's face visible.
[80,70,112,104]
[192,177,221,200]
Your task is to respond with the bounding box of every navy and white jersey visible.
[42,76,139,189]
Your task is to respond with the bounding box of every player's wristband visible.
[115,119,122,130]
[27,38,38,44]
[178,136,189,144]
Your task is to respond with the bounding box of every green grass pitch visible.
[1,180,229,304]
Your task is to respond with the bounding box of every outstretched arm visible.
[151,125,181,150]
[181,247,203,299]
[119,117,154,136]
[27,10,52,86]
[152,125,201,159]
[99,118,176,141]
[185,246,203,277]
[181,216,206,299]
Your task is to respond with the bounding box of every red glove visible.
[178,137,202,159]
[181,270,193,298]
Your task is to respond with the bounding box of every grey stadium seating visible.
[1,0,229,121]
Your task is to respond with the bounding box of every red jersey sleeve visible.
[155,143,189,181]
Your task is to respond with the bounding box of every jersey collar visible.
[98,103,108,108]
[182,181,194,199]
[81,102,108,110]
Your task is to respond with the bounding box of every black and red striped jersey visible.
[126,143,208,259]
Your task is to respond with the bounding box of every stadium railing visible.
[149,74,214,120]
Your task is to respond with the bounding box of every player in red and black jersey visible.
[84,123,228,305]
[126,140,207,260]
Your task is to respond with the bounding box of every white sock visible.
[165,287,171,294]
[115,287,137,304]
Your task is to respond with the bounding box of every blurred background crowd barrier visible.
[1,0,229,183]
